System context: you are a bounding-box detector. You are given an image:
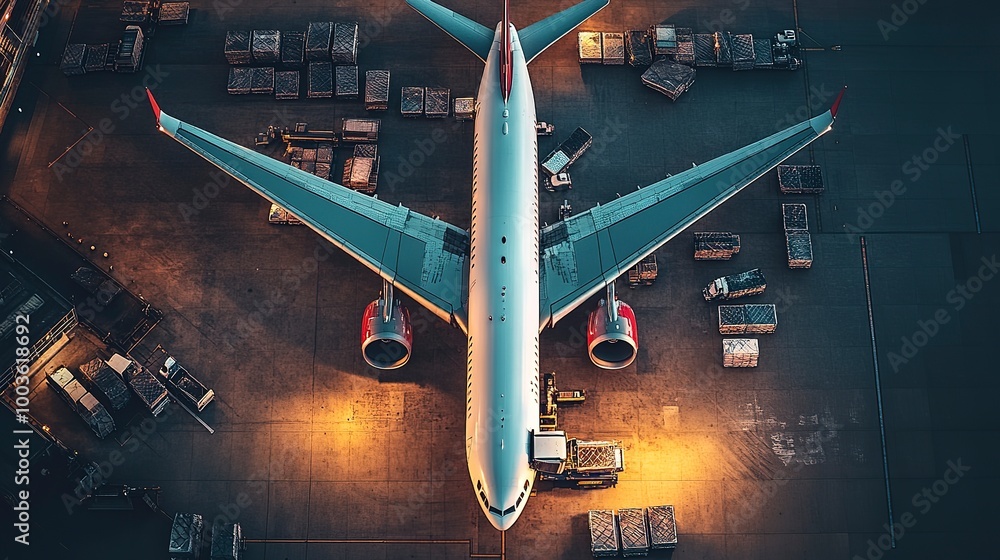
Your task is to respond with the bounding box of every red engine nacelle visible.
[360,298,413,369]
[586,298,639,369]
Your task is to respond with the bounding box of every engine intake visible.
[587,298,638,369]
[361,296,412,369]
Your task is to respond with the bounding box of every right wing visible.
[539,90,845,329]
[147,91,469,332]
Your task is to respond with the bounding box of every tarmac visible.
[0,0,998,559]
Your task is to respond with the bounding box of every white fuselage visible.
[465,23,540,531]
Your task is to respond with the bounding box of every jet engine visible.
[360,284,412,369]
[586,288,638,369]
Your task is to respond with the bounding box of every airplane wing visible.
[538,90,845,329]
[518,0,610,63]
[146,91,469,332]
[406,0,494,62]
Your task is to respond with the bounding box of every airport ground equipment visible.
[160,356,215,412]
[269,204,303,225]
[532,431,623,487]
[365,70,390,110]
[539,372,586,429]
[618,507,650,556]
[647,505,678,549]
[543,172,572,192]
[401,86,424,116]
[541,127,592,176]
[641,58,695,100]
[703,268,766,301]
[778,164,825,193]
[589,510,619,557]
[109,353,170,416]
[627,255,657,287]
[578,32,602,63]
[723,338,759,367]
[719,303,777,334]
[78,357,131,410]
[782,203,813,268]
[211,522,244,560]
[425,87,451,118]
[558,199,573,221]
[626,30,652,66]
[601,32,624,64]
[694,232,740,260]
[47,367,115,438]
[535,121,554,135]
[169,512,204,559]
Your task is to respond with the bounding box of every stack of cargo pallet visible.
[85,44,110,73]
[305,22,332,61]
[626,30,652,66]
[754,38,774,69]
[335,66,359,99]
[618,508,650,557]
[342,156,378,193]
[120,0,148,23]
[425,87,450,118]
[601,32,624,64]
[640,58,695,101]
[281,31,305,67]
[647,505,678,550]
[578,31,602,63]
[292,146,317,174]
[274,70,299,99]
[250,67,275,94]
[227,67,251,94]
[251,30,281,64]
[315,142,333,180]
[307,62,333,98]
[673,27,695,64]
[777,164,825,193]
[60,44,87,76]
[225,31,251,65]
[341,118,380,142]
[715,31,733,66]
[453,97,475,120]
[723,338,759,367]
[782,202,813,268]
[588,510,619,557]
[719,304,777,334]
[158,2,189,25]
[731,33,755,70]
[78,358,131,410]
[331,22,359,64]
[694,231,740,260]
[365,70,390,110]
[693,33,717,66]
[401,86,424,117]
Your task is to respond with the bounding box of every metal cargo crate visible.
[281,31,305,67]
[305,22,332,61]
[754,38,774,68]
[782,203,808,231]
[601,32,624,65]
[401,86,424,116]
[225,31,251,65]
[618,508,649,557]
[589,510,619,557]
[453,97,475,120]
[335,65,359,99]
[578,31,602,63]
[169,513,204,558]
[647,505,678,549]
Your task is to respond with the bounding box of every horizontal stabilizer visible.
[519,0,609,63]
[406,0,494,62]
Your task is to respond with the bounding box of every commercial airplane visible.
[146,0,843,531]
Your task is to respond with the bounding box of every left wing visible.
[147,91,469,332]
[539,89,845,329]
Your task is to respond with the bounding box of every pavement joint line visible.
[962,134,981,234]
[860,236,895,549]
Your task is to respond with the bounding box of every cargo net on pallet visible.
[715,31,732,66]
[227,67,251,94]
[723,338,759,367]
[342,157,378,193]
[453,97,475,120]
[275,70,300,99]
[693,34,717,66]
[225,31,251,65]
[335,65,359,99]
[641,58,695,101]
[578,32,602,63]
[281,31,305,67]
[79,358,130,410]
[121,1,148,23]
[731,33,755,70]
[401,86,424,116]
[61,43,87,76]
[252,30,281,64]
[331,22,358,64]
[647,505,678,549]
[588,510,619,557]
[778,164,825,193]
[786,232,813,268]
[425,87,450,118]
[601,32,624,65]
[719,304,777,334]
[85,44,110,73]
[250,67,275,94]
[307,62,333,98]
[782,203,808,231]
[754,38,774,69]
[694,231,740,260]
[618,508,650,557]
[626,30,652,66]
[365,70,390,110]
[159,2,189,25]
[305,22,332,61]
[576,441,619,469]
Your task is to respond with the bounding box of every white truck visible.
[532,431,624,488]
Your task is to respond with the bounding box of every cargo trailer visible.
[78,357,130,410]
[694,231,740,260]
[589,510,619,557]
[647,505,678,549]
[47,367,116,439]
[364,70,390,110]
[703,268,766,301]
[540,127,592,175]
[618,508,649,557]
[160,356,215,412]
[723,338,759,367]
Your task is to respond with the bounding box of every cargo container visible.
[703,268,766,301]
[307,62,333,98]
[158,2,189,25]
[305,22,332,61]
[169,513,204,560]
[578,31,602,63]
[694,231,740,260]
[601,32,624,64]
[786,231,813,268]
[589,510,619,557]
[647,505,678,549]
[782,203,808,231]
[115,26,145,73]
[618,508,649,557]
[47,367,116,439]
[364,70,390,110]
[723,338,759,367]
[331,22,359,64]
[627,255,657,287]
[534,432,624,487]
[401,86,424,117]
[540,127,592,175]
[777,164,825,193]
[280,31,305,67]
[626,30,652,66]
[425,87,450,118]
[78,357,131,410]
[342,157,378,193]
[224,31,251,65]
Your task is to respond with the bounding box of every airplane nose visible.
[486,507,520,531]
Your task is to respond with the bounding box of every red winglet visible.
[145,87,161,123]
[830,86,847,118]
